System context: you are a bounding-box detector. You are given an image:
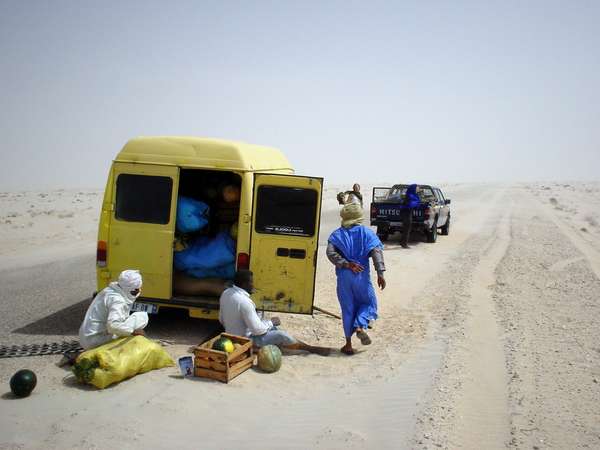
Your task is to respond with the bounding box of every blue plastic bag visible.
[176,197,210,234]
[174,232,236,273]
[187,263,236,280]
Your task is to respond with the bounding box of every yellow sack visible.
[73,336,175,389]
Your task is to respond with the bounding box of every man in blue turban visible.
[400,184,421,248]
[327,204,386,355]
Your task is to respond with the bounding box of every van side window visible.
[255,186,318,237]
[115,174,173,224]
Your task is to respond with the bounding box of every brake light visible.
[237,252,250,270]
[97,241,107,267]
[371,205,377,216]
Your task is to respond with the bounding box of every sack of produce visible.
[173,231,236,273]
[172,273,228,296]
[176,196,210,233]
[72,336,175,389]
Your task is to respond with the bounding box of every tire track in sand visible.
[450,204,512,449]
[412,192,512,449]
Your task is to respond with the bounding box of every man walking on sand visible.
[327,204,386,355]
[219,270,331,356]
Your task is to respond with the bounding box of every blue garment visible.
[174,231,236,274]
[187,263,235,280]
[176,196,210,234]
[328,225,383,338]
[405,184,421,208]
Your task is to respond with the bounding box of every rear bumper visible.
[371,219,433,232]
[136,296,220,320]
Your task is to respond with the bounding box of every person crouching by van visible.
[327,204,386,355]
[78,270,149,350]
[219,270,331,356]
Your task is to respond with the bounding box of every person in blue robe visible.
[327,203,386,355]
[400,183,421,248]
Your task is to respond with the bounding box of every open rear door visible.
[108,162,179,299]
[250,174,323,314]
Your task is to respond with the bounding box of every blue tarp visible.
[176,197,210,234]
[187,263,236,280]
[173,231,236,279]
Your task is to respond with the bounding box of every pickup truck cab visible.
[96,136,322,320]
[370,184,451,243]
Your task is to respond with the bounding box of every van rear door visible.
[250,174,323,314]
[109,162,179,299]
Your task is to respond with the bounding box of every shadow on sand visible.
[13,299,222,346]
[13,298,92,336]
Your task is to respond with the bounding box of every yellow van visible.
[96,136,322,320]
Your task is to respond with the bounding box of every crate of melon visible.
[193,333,255,383]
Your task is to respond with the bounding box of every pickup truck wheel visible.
[440,216,450,236]
[376,226,389,242]
[426,220,438,243]
[377,232,389,242]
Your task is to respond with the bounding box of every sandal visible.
[340,346,355,355]
[356,330,372,345]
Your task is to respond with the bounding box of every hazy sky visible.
[1,1,599,190]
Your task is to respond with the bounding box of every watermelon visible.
[212,337,234,353]
[257,345,282,373]
[10,369,37,398]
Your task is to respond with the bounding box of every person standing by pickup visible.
[400,184,420,249]
[327,204,386,355]
[337,183,363,207]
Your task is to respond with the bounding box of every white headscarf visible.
[118,270,143,292]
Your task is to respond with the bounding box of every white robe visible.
[78,282,148,350]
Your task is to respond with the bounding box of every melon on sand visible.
[257,345,282,373]
[212,337,234,353]
[10,369,37,398]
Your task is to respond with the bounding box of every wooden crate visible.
[193,333,255,383]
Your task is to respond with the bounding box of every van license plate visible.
[131,302,158,314]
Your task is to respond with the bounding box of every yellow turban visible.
[340,204,363,228]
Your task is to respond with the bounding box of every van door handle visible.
[276,248,306,259]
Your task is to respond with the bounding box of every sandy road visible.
[413,186,600,450]
[1,183,599,449]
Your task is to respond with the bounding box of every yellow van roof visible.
[115,136,294,172]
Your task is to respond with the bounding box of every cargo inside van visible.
[98,137,322,320]
[171,169,242,302]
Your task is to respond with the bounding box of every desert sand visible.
[1,182,599,449]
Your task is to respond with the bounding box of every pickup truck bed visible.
[370,184,451,243]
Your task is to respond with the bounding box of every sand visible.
[1,182,599,449]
